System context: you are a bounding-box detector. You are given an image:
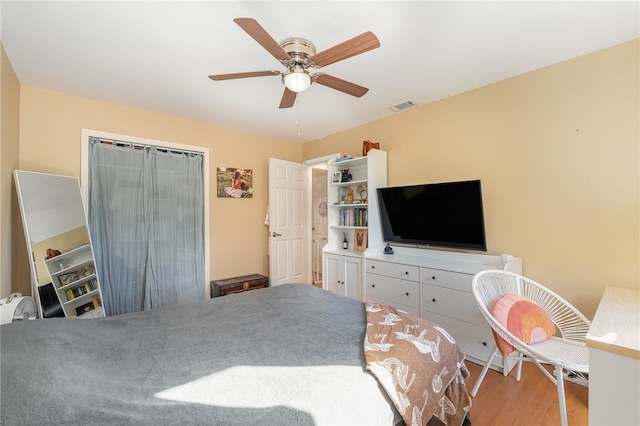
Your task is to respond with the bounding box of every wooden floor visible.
[464,360,588,426]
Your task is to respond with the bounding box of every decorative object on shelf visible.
[362,140,380,156]
[331,171,342,183]
[340,169,352,182]
[384,243,394,255]
[45,248,61,259]
[343,189,354,204]
[58,271,81,287]
[335,155,352,162]
[342,233,348,249]
[92,295,102,308]
[356,185,368,203]
[82,265,95,277]
[75,301,96,317]
[354,229,368,252]
[57,265,95,288]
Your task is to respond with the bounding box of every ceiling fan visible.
[208,18,380,109]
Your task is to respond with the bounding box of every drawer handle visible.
[482,341,487,346]
[405,292,409,296]
[405,271,409,275]
[432,276,436,280]
[371,265,375,269]
[371,284,375,288]
[432,298,436,303]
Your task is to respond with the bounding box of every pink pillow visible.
[490,294,556,357]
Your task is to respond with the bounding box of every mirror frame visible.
[13,170,95,318]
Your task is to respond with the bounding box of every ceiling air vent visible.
[388,100,418,113]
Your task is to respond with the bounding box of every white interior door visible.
[268,158,310,286]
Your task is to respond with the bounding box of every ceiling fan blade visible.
[234,17,291,63]
[279,88,297,109]
[310,31,380,68]
[208,70,281,81]
[314,73,369,97]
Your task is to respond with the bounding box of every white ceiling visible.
[2,1,638,143]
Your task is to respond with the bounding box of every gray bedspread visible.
[1,284,402,425]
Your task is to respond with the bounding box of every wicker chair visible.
[470,270,590,426]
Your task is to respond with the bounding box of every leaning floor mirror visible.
[14,170,105,319]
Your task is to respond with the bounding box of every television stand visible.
[364,245,522,372]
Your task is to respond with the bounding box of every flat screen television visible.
[377,179,487,251]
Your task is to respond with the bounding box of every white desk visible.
[585,286,640,426]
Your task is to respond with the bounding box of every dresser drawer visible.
[365,273,420,309]
[422,284,486,326]
[366,260,419,282]
[421,310,503,370]
[368,296,420,317]
[421,267,473,292]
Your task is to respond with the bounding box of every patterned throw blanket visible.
[364,301,472,426]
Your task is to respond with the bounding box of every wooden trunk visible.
[210,274,269,298]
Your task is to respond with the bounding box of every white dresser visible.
[364,246,522,371]
[586,286,640,426]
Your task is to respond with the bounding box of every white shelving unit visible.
[324,252,361,300]
[44,244,104,318]
[323,149,387,300]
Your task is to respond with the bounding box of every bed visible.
[1,284,471,425]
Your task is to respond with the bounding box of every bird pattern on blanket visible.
[364,300,471,426]
[395,329,441,362]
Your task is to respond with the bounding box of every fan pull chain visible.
[296,94,302,137]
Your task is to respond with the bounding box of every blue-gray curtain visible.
[88,137,205,316]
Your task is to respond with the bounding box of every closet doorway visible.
[305,153,337,288]
[311,167,327,287]
[80,129,210,313]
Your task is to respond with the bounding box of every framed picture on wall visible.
[217,167,254,198]
[354,229,368,251]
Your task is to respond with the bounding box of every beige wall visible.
[303,39,639,318]
[1,43,22,299]
[7,40,638,317]
[15,87,301,294]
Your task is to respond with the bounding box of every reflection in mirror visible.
[14,171,104,319]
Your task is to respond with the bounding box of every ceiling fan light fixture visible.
[283,67,312,93]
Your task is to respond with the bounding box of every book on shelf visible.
[65,280,97,300]
[339,208,368,227]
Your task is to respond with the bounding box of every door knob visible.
[271,232,282,237]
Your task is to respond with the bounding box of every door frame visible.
[303,152,342,286]
[304,153,339,286]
